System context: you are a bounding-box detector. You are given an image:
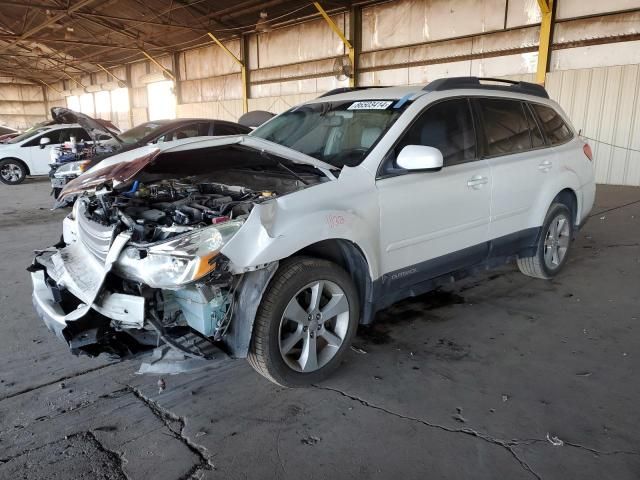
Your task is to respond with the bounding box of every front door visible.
[377,98,491,289]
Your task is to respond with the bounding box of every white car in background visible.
[0,114,116,185]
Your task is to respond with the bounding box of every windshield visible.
[107,121,169,146]
[7,126,52,144]
[251,100,407,167]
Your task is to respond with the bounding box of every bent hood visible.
[58,135,337,201]
[51,107,122,142]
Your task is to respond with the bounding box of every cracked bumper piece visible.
[30,267,152,358]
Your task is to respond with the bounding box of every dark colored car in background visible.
[51,115,252,196]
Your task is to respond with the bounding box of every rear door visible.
[377,97,492,284]
[476,98,548,242]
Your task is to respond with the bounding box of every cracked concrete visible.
[314,384,543,479]
[128,385,216,478]
[1,178,639,479]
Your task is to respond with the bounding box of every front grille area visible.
[76,203,115,264]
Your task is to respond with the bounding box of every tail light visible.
[583,143,593,161]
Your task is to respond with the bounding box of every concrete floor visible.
[1,177,639,480]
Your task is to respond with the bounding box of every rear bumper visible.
[578,180,596,227]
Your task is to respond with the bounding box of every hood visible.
[50,107,122,143]
[58,135,337,201]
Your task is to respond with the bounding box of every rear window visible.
[531,104,573,145]
[478,99,532,156]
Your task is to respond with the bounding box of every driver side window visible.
[394,98,476,167]
[22,129,64,147]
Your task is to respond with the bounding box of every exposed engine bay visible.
[31,169,315,360]
[30,135,336,369]
[83,179,275,243]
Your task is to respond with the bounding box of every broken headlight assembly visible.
[114,220,243,289]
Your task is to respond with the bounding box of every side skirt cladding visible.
[368,227,541,320]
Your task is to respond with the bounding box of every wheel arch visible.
[0,156,30,175]
[528,173,581,230]
[296,238,375,325]
[553,188,578,225]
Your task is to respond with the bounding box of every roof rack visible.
[317,86,392,99]
[423,76,549,99]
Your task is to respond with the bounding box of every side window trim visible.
[528,101,575,147]
[376,96,478,179]
[474,97,551,160]
[524,102,549,148]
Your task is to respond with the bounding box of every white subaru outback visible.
[30,77,595,387]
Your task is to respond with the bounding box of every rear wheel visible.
[0,159,26,185]
[248,256,359,387]
[517,202,573,279]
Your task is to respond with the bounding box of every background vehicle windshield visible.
[108,121,170,146]
[7,126,52,144]
[251,100,406,167]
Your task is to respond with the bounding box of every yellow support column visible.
[536,0,554,85]
[96,63,128,88]
[207,32,248,114]
[140,50,176,81]
[314,2,355,87]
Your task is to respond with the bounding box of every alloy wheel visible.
[278,280,350,373]
[0,162,22,182]
[543,213,571,268]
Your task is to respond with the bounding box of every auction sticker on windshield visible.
[347,101,393,110]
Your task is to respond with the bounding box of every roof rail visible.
[423,76,549,99]
[317,86,392,99]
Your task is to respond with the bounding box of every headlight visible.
[114,221,243,289]
[54,160,91,177]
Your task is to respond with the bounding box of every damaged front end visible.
[30,138,331,360]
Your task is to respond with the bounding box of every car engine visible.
[81,180,275,243]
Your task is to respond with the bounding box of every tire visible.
[248,256,359,387]
[53,187,62,199]
[517,202,574,279]
[0,158,27,185]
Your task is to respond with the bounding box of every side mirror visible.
[396,145,444,171]
[39,137,51,149]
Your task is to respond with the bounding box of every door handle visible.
[538,160,552,172]
[467,175,488,189]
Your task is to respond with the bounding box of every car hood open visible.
[50,107,122,143]
[57,135,337,201]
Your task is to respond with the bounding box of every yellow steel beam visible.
[63,71,86,89]
[141,50,176,81]
[38,79,63,95]
[536,0,554,85]
[207,32,248,114]
[96,63,128,88]
[536,0,551,14]
[314,2,355,87]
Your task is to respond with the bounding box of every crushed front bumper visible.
[29,229,152,357]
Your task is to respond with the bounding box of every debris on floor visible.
[301,435,321,446]
[546,433,564,446]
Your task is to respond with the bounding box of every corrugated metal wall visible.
[546,66,640,186]
[3,0,640,185]
[0,79,48,129]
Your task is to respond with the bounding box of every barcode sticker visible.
[347,101,393,110]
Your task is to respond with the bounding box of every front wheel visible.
[517,202,574,279]
[0,159,26,185]
[248,257,359,387]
